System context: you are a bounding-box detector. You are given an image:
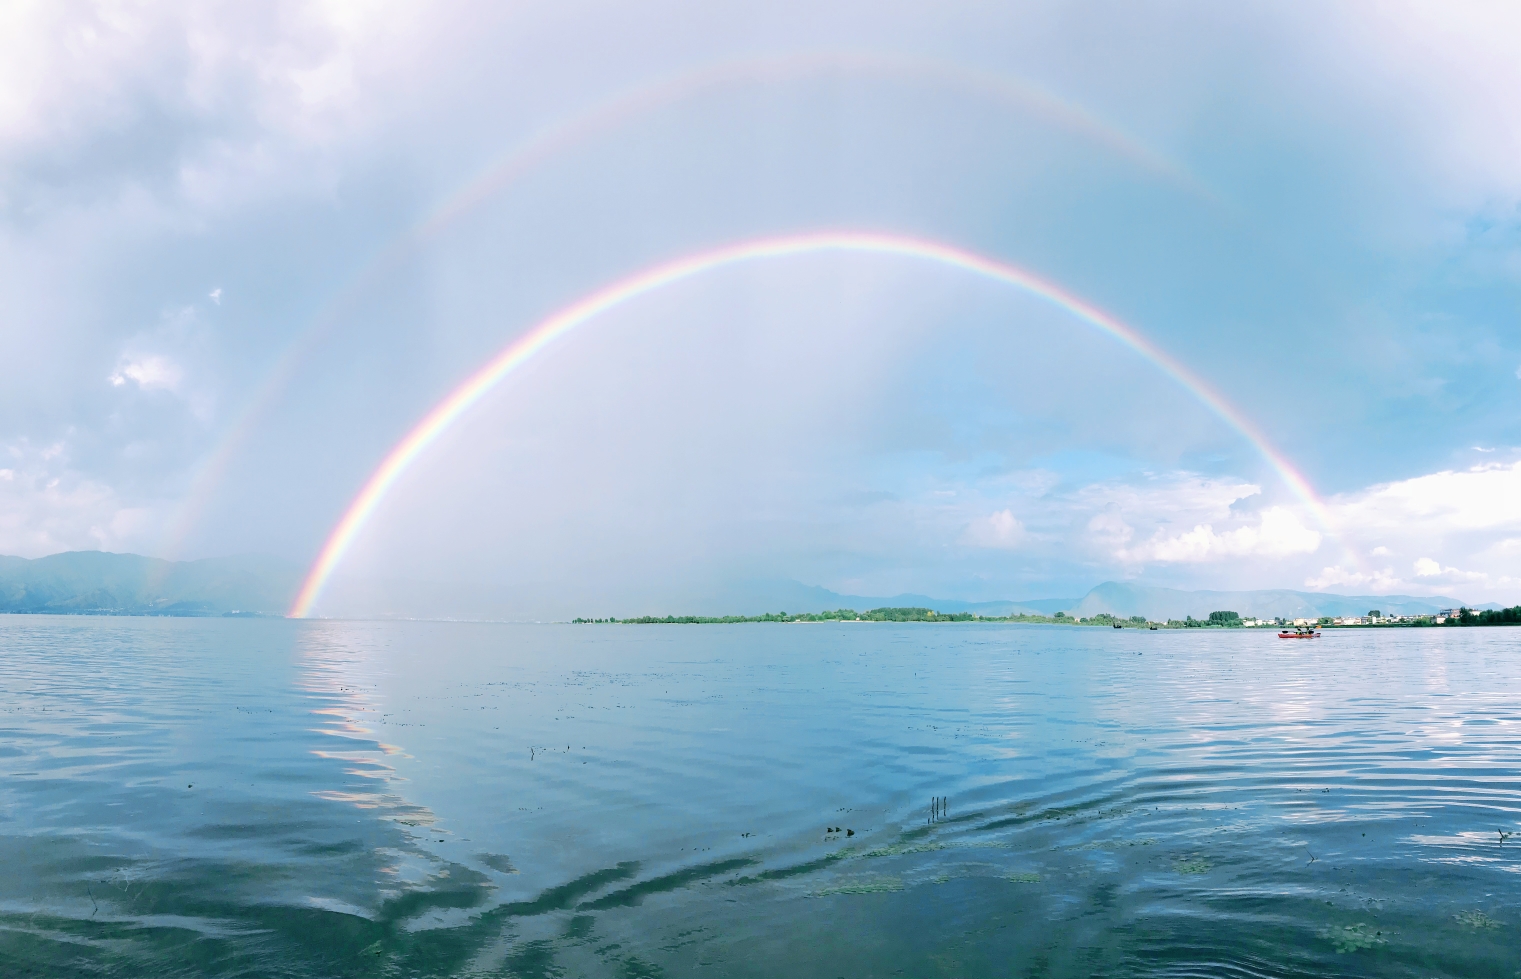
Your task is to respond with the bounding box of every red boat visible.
[1278,627,1321,639]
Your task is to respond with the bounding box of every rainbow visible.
[162,52,1208,561]
[289,230,1335,617]
[408,50,1212,245]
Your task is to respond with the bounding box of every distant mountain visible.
[693,580,1078,618]
[0,554,1492,622]
[723,579,1487,621]
[0,551,300,615]
[1067,581,1484,621]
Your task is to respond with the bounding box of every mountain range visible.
[721,579,1076,618]
[1061,581,1487,620]
[0,551,300,615]
[764,580,1484,620]
[0,551,1495,620]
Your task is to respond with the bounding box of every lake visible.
[2,616,1519,977]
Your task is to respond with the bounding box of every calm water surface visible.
[2,617,1519,977]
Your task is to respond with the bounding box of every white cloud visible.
[962,509,1026,549]
[1310,461,1521,599]
[0,439,162,557]
[1119,506,1322,563]
[0,1,417,219]
[109,354,183,392]
[1413,557,1491,584]
[209,287,221,304]
[105,306,218,422]
[1065,473,1327,570]
[1075,475,1261,520]
[1304,557,1513,595]
[1328,461,1521,534]
[1086,510,1133,549]
[1305,565,1402,591]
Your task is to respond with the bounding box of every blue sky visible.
[1,1,1518,614]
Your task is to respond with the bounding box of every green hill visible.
[0,551,300,615]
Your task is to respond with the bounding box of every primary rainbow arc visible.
[160,54,1207,563]
[289,230,1334,618]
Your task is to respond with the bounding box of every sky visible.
[1,0,1519,616]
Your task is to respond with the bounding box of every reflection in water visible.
[298,633,421,825]
[1,617,1519,977]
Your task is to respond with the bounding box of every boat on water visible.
[1278,626,1321,639]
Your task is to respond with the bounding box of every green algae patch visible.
[1005,872,1041,883]
[1454,910,1500,929]
[1323,922,1386,953]
[1172,855,1211,874]
[1074,837,1157,851]
[858,842,947,859]
[813,877,904,896]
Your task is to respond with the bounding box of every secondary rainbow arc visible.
[289,231,1334,618]
[160,54,1208,561]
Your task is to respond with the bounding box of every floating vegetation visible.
[1323,922,1386,953]
[858,842,947,859]
[1454,909,1500,929]
[857,838,1015,862]
[813,877,904,896]
[1005,872,1041,883]
[1070,839,1149,851]
[1172,855,1212,874]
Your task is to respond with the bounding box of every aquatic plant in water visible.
[1323,922,1386,953]
[813,877,905,896]
[1172,855,1211,874]
[1005,872,1041,883]
[858,841,948,859]
[1453,909,1499,929]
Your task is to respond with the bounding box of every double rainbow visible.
[289,231,1332,617]
[160,53,1206,562]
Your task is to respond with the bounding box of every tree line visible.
[1436,606,1521,626]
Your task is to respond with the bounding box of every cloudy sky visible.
[2,1,1519,614]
